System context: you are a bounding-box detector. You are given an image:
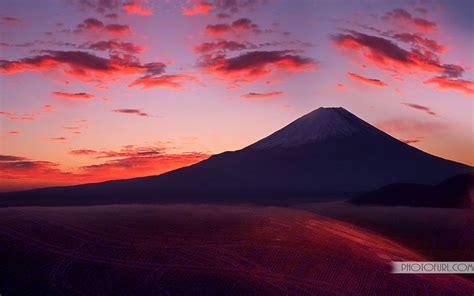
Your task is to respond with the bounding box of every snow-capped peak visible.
[248,107,381,149]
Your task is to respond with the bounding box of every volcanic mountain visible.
[1,107,471,206]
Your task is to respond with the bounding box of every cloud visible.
[6,131,20,135]
[205,24,232,36]
[424,76,474,95]
[129,74,200,90]
[84,40,145,54]
[332,30,464,77]
[43,105,54,112]
[112,108,149,116]
[384,8,437,32]
[193,40,250,53]
[217,13,231,18]
[336,83,345,91]
[0,50,160,82]
[213,0,265,14]
[347,72,387,87]
[231,18,259,32]
[0,16,21,25]
[123,1,153,16]
[389,32,446,53]
[75,18,131,36]
[183,1,213,16]
[0,111,35,121]
[402,102,437,116]
[205,18,260,36]
[241,91,283,99]
[0,155,83,185]
[52,91,95,100]
[104,24,131,35]
[401,138,421,144]
[67,0,122,14]
[79,152,209,181]
[0,155,27,161]
[70,149,98,156]
[105,13,118,19]
[375,119,448,140]
[200,50,315,82]
[50,137,67,141]
[53,145,210,186]
[71,145,165,159]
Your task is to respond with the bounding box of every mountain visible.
[1,107,471,207]
[349,173,473,208]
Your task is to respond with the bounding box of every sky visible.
[0,0,473,191]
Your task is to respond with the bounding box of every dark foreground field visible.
[302,202,474,262]
[1,205,473,295]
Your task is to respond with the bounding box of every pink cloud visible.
[183,1,213,16]
[347,72,387,87]
[241,91,283,100]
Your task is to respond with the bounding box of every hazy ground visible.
[1,204,473,295]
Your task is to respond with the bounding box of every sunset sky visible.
[0,0,473,191]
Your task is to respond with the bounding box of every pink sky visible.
[0,0,473,191]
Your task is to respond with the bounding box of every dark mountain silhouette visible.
[349,173,473,208]
[1,107,471,207]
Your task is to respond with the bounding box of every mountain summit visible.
[1,107,471,207]
[249,107,383,149]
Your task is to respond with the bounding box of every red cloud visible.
[332,30,463,77]
[402,102,437,116]
[85,40,145,54]
[52,91,95,100]
[75,18,131,36]
[0,16,21,25]
[70,149,97,156]
[43,104,54,112]
[0,50,160,82]
[49,137,67,141]
[200,50,315,82]
[104,24,131,35]
[71,145,165,159]
[424,76,474,95]
[78,151,209,181]
[231,18,259,32]
[205,18,260,36]
[123,2,153,16]
[390,33,446,53]
[336,83,345,91]
[384,8,437,32]
[0,145,203,189]
[6,131,20,135]
[205,24,232,36]
[0,154,86,191]
[129,74,200,90]
[0,111,35,121]
[63,126,80,131]
[401,138,421,144]
[347,72,387,87]
[241,91,283,99]
[193,40,249,53]
[112,108,149,116]
[183,1,213,16]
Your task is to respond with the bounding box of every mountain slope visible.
[349,173,473,208]
[0,107,471,207]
